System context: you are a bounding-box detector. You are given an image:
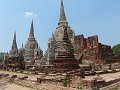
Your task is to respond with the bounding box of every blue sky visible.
[0,0,120,53]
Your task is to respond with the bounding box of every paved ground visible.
[85,71,120,82]
[0,70,41,80]
[0,70,77,90]
[0,80,35,90]
[1,70,120,90]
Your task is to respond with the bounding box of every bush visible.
[62,80,68,87]
[112,44,120,55]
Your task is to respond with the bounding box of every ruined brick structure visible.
[74,34,114,64]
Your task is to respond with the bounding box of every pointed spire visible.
[59,0,68,25]
[28,19,36,41]
[29,19,34,38]
[38,46,42,51]
[13,31,16,41]
[12,31,17,49]
[22,43,24,48]
[38,46,43,56]
[10,31,18,55]
[51,32,53,37]
[51,32,56,42]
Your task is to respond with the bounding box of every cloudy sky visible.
[0,0,120,53]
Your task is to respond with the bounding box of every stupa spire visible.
[9,31,18,55]
[28,19,35,41]
[29,19,34,38]
[58,0,68,26]
[11,31,18,50]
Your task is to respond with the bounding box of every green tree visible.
[0,52,5,62]
[112,44,120,55]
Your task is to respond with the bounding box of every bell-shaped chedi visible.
[24,20,43,64]
[53,26,80,72]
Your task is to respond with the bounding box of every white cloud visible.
[24,12,37,18]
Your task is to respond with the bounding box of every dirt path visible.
[0,80,35,90]
[0,70,40,80]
